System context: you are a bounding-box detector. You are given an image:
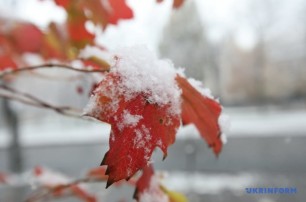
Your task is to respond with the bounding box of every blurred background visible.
[0,0,306,201]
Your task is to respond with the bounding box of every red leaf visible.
[0,55,17,71]
[107,0,134,24]
[12,23,44,53]
[0,172,7,183]
[54,0,70,8]
[134,165,154,200]
[176,75,222,155]
[34,166,44,176]
[67,17,95,42]
[86,73,180,187]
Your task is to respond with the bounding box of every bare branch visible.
[0,63,109,79]
[0,84,82,118]
[25,177,105,202]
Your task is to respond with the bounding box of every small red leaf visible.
[12,23,44,53]
[176,75,222,155]
[0,172,7,183]
[0,55,17,71]
[134,165,154,200]
[67,17,95,42]
[107,0,134,24]
[34,166,44,176]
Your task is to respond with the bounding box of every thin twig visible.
[25,177,105,202]
[0,84,82,118]
[0,63,109,79]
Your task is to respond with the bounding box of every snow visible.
[187,78,215,100]
[118,110,143,131]
[133,125,151,151]
[83,46,182,140]
[139,176,169,202]
[79,45,114,67]
[111,46,181,115]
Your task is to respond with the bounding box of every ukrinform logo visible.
[245,187,297,194]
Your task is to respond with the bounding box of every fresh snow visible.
[84,45,182,118]
[112,46,181,115]
[119,110,143,131]
[122,110,143,126]
[187,78,215,100]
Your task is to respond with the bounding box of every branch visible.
[0,84,82,118]
[25,177,104,202]
[0,63,109,79]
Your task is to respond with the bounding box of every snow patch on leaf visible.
[111,46,181,115]
[119,110,143,130]
[187,78,215,100]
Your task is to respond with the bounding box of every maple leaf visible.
[85,72,180,187]
[176,75,223,155]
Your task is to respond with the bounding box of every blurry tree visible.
[159,0,221,95]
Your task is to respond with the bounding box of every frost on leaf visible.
[84,46,181,187]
